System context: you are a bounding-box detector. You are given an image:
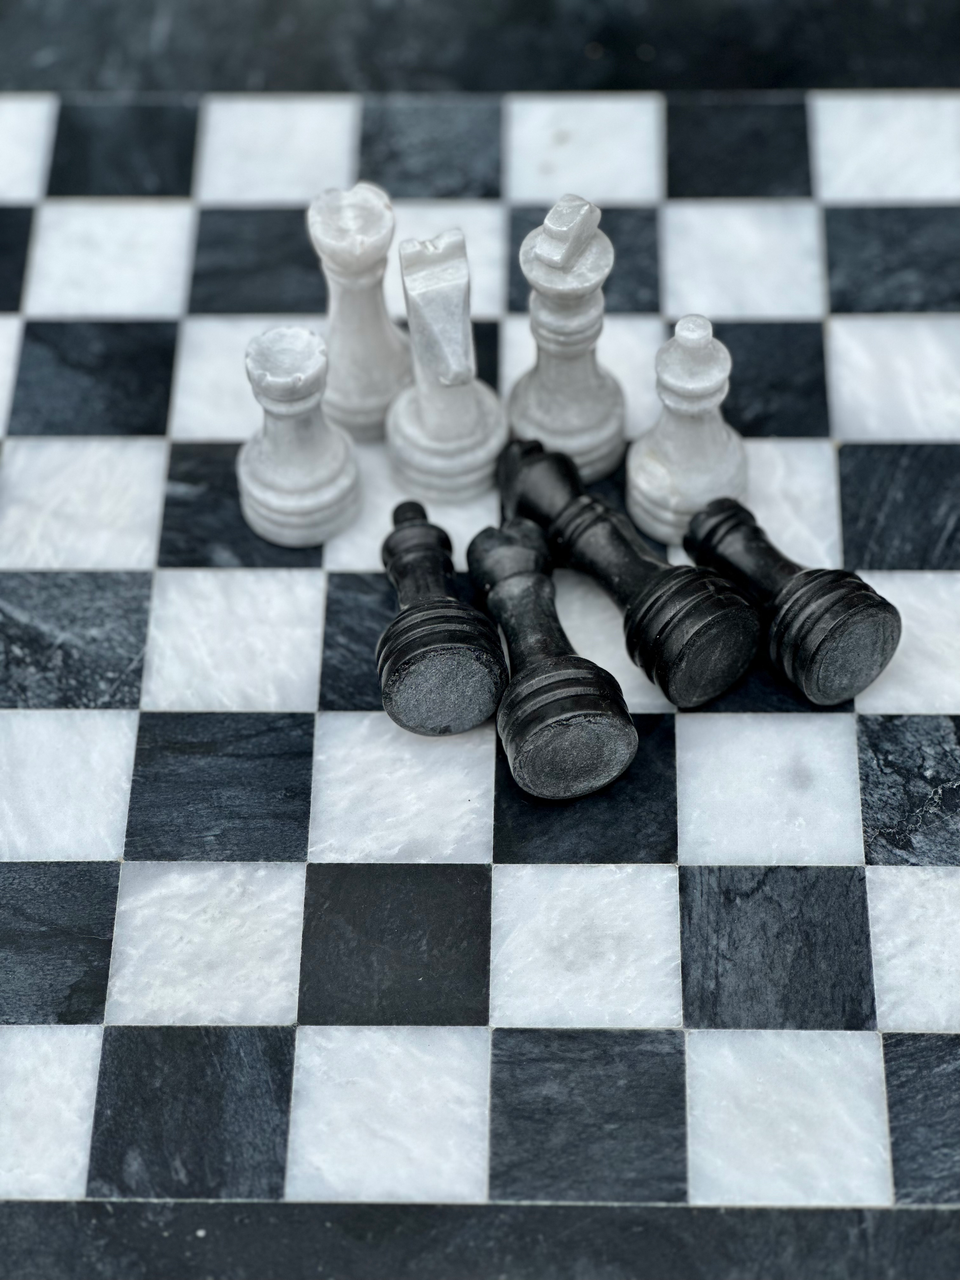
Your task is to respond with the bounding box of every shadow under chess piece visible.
[509,194,625,483]
[627,314,746,545]
[377,502,508,735]
[685,498,902,705]
[468,519,638,800]
[307,182,412,443]
[237,326,361,547]
[498,440,760,709]
[386,228,507,501]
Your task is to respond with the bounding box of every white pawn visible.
[386,228,507,501]
[509,193,625,482]
[626,315,747,545]
[307,182,412,442]
[237,326,361,547]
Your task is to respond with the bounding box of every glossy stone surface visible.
[826,208,960,312]
[360,94,500,197]
[712,322,829,438]
[884,1033,960,1205]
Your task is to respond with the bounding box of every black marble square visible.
[0,573,151,708]
[667,100,810,198]
[489,1029,686,1203]
[840,444,960,571]
[712,322,829,438]
[360,94,500,198]
[0,863,119,1024]
[690,656,853,714]
[47,102,198,197]
[494,714,676,863]
[858,716,960,867]
[319,572,396,711]
[680,866,876,1030]
[124,713,314,862]
[298,863,491,1025]
[86,1025,295,1200]
[0,208,32,312]
[189,210,325,314]
[159,444,325,567]
[826,208,960,313]
[473,320,499,391]
[884,1033,960,1206]
[8,322,177,436]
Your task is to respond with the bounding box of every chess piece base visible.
[236,429,361,548]
[324,383,407,444]
[386,381,509,502]
[625,423,747,545]
[509,367,625,484]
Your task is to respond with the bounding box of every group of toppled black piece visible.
[374,440,902,801]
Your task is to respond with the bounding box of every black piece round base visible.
[376,599,508,736]
[624,566,761,709]
[497,656,639,800]
[770,569,902,706]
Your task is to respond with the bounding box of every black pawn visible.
[377,502,508,735]
[468,518,638,800]
[685,498,902,705]
[497,441,760,709]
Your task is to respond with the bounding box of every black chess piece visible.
[685,498,902,705]
[377,502,508,735]
[468,518,638,799]
[497,440,760,709]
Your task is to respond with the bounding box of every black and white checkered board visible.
[0,90,957,1279]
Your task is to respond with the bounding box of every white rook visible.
[307,182,412,442]
[386,228,507,501]
[509,193,625,482]
[626,314,746,545]
[238,326,361,547]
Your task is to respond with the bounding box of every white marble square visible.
[686,1030,892,1206]
[499,314,664,440]
[810,91,960,203]
[827,316,960,441]
[0,315,23,436]
[0,710,137,861]
[490,864,681,1028]
[197,95,360,205]
[25,200,195,319]
[662,201,825,320]
[0,94,58,202]
[854,573,960,714]
[743,439,842,568]
[141,569,326,712]
[105,861,305,1025]
[0,438,167,569]
[285,1026,490,1202]
[168,314,322,441]
[553,569,673,712]
[504,93,664,204]
[309,712,494,863]
[867,867,960,1032]
[388,201,504,320]
[323,443,500,572]
[676,714,863,865]
[0,1026,102,1199]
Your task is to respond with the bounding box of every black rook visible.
[377,502,508,735]
[468,518,638,799]
[497,441,760,709]
[685,498,901,705]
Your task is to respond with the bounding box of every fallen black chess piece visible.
[468,518,638,800]
[377,502,508,735]
[685,498,902,705]
[497,440,760,709]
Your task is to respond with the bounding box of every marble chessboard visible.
[0,89,957,1280]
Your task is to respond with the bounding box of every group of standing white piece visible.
[236,181,748,550]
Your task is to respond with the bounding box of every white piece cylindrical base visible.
[625,423,747,545]
[386,381,509,502]
[237,430,362,547]
[509,367,625,483]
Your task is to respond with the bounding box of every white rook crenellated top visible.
[237,325,361,547]
[307,182,412,443]
[508,193,625,482]
[386,227,507,501]
[626,314,747,545]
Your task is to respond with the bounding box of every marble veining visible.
[714,322,829,438]
[360,95,500,198]
[285,1026,490,1202]
[189,210,326,315]
[318,572,396,712]
[47,103,197,198]
[825,208,960,313]
[668,102,811,198]
[883,1033,960,1205]
[854,573,960,715]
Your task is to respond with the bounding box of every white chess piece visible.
[237,326,361,547]
[307,182,412,443]
[386,228,507,501]
[626,315,747,545]
[508,193,625,482]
